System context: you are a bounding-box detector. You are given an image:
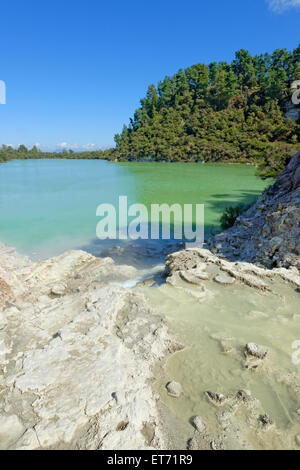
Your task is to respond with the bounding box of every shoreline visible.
[0,156,259,166]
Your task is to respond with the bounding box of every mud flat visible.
[139,248,300,450]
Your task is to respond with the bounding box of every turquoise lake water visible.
[0,159,271,262]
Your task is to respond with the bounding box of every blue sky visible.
[0,0,300,150]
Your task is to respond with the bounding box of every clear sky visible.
[0,0,300,150]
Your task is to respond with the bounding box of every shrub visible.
[220,204,250,230]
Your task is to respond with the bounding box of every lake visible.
[0,159,270,263]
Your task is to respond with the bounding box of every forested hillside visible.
[114,46,300,177]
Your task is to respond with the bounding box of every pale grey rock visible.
[296,434,300,446]
[272,267,300,289]
[50,283,66,296]
[166,270,212,302]
[214,272,235,285]
[192,416,206,433]
[211,439,224,450]
[187,435,210,450]
[166,381,183,398]
[179,269,209,285]
[245,342,268,360]
[206,391,227,406]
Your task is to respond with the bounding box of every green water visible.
[0,159,270,259]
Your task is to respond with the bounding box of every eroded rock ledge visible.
[0,244,181,450]
[165,247,300,295]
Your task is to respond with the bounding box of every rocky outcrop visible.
[165,247,300,296]
[208,151,300,269]
[0,245,181,450]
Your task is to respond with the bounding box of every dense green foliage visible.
[220,204,251,230]
[114,46,300,177]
